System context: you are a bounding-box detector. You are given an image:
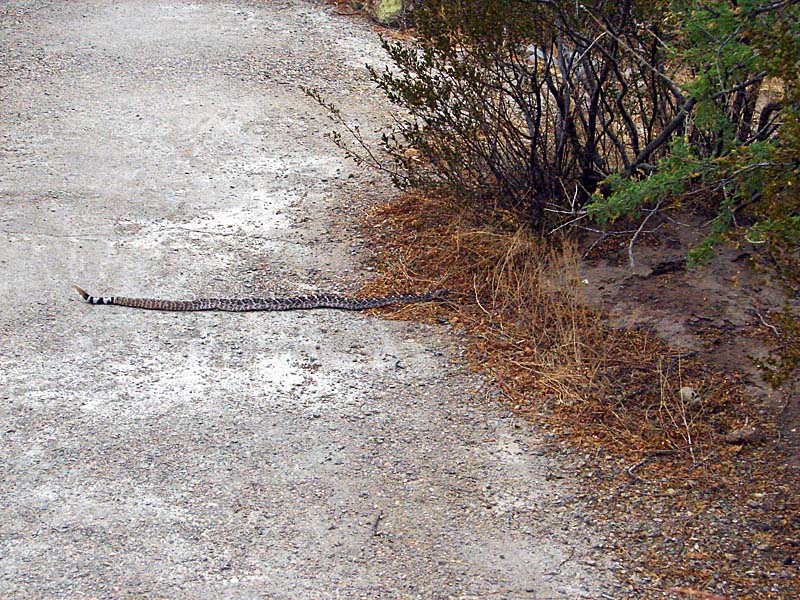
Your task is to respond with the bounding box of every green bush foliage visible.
[587,0,799,275]
[314,1,798,380]
[330,0,681,229]
[587,1,799,385]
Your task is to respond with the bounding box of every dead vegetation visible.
[361,191,800,599]
[363,192,752,459]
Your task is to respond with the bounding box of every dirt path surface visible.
[0,2,617,598]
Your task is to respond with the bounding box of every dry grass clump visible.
[361,192,800,598]
[361,192,751,464]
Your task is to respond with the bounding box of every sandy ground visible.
[0,1,618,598]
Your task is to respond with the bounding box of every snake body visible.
[73,285,448,312]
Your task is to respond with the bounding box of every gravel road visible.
[0,2,617,598]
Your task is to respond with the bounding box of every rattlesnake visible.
[73,285,448,312]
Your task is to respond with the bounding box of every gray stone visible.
[724,426,766,444]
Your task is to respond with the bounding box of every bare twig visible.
[626,449,679,483]
[631,97,697,171]
[473,274,493,318]
[628,200,663,270]
[543,546,576,575]
[626,456,650,483]
[751,300,781,338]
[548,210,590,234]
[585,11,683,97]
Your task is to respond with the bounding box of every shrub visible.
[586,0,800,386]
[316,0,798,309]
[318,0,682,230]
[587,0,800,276]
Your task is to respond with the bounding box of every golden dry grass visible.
[360,191,800,599]
[361,192,752,462]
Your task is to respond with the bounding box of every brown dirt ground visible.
[358,192,799,600]
[580,214,799,468]
[577,215,799,599]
